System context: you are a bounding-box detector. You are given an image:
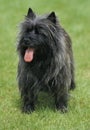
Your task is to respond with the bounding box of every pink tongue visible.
[24,48,34,62]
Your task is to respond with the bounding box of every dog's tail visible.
[70,80,76,90]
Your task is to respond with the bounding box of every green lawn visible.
[0,0,90,130]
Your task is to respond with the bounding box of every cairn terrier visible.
[17,8,75,113]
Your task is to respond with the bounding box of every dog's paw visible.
[22,104,35,114]
[56,103,68,113]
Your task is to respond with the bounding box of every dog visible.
[17,8,75,113]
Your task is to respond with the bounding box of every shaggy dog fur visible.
[17,8,75,113]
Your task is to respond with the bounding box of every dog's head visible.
[17,8,59,63]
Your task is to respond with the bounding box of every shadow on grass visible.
[36,92,55,111]
[14,92,55,113]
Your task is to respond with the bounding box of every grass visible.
[0,0,90,130]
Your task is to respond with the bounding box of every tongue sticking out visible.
[24,48,34,62]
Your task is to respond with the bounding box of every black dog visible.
[17,8,75,113]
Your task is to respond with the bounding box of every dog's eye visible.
[26,28,32,32]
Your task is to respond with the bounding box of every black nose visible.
[23,37,30,45]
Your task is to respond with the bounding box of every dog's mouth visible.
[24,48,35,62]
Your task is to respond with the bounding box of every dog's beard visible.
[22,44,52,63]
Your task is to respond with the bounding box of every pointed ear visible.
[47,12,56,23]
[27,8,36,19]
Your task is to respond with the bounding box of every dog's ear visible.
[47,12,56,23]
[27,8,36,19]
